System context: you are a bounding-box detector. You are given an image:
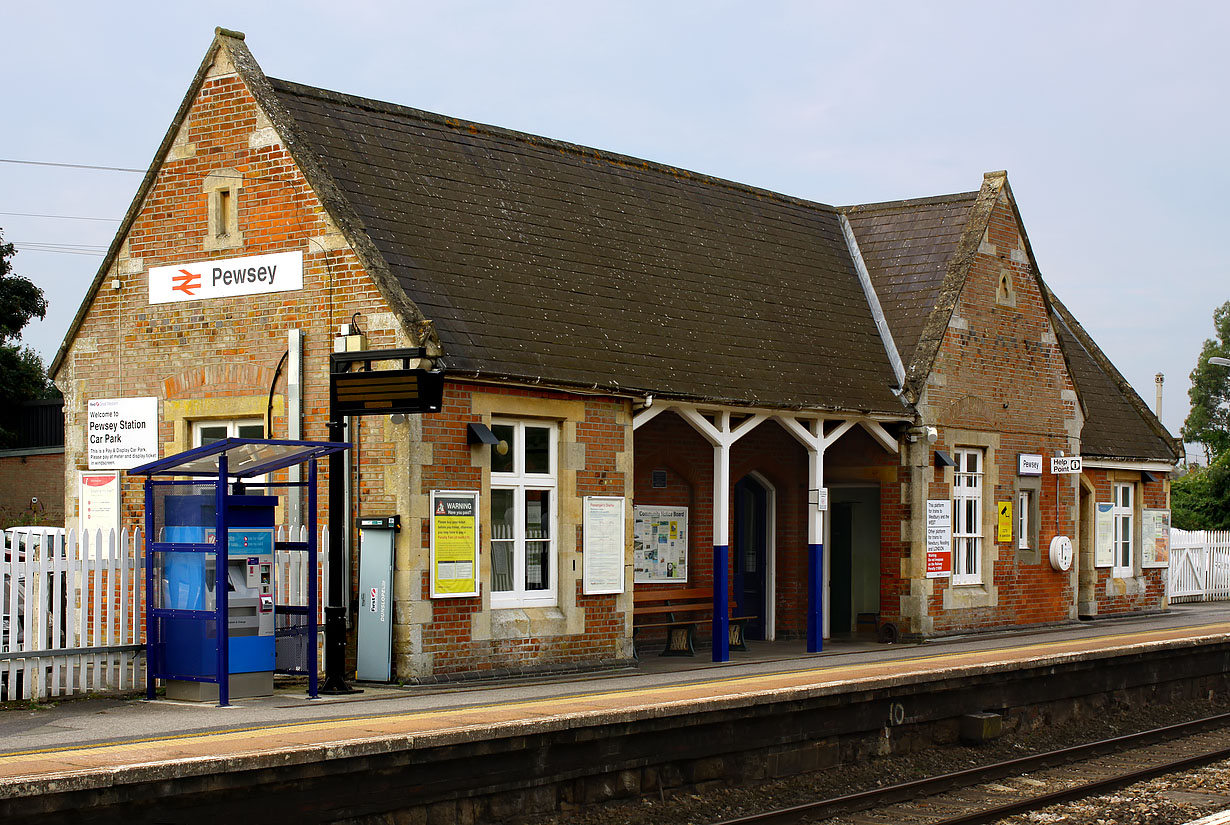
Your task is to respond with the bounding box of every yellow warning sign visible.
[997,501,1013,543]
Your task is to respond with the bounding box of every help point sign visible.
[148,251,303,305]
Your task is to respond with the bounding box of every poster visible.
[430,491,479,597]
[87,397,159,469]
[633,506,688,582]
[996,501,1013,544]
[926,499,952,578]
[1142,509,1171,567]
[1094,502,1114,567]
[582,497,625,595]
[79,470,120,555]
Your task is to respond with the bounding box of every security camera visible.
[925,427,938,444]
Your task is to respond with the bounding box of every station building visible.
[49,30,1180,680]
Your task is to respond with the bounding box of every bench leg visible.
[660,624,696,656]
[729,618,750,652]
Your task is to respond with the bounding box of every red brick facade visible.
[51,37,1175,683]
[0,451,65,525]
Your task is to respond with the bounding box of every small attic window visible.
[215,188,232,238]
[203,168,244,251]
[996,269,1015,306]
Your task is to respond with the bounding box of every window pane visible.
[524,426,550,474]
[238,423,264,439]
[490,488,515,592]
[525,490,550,540]
[491,424,515,473]
[198,425,228,446]
[525,542,550,590]
[965,451,978,473]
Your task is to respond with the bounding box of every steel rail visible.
[709,711,1230,825]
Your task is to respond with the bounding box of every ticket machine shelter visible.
[131,438,348,706]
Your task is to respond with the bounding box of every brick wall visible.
[915,192,1082,636]
[1079,468,1168,616]
[0,451,65,525]
[54,47,636,681]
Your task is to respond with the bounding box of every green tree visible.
[0,230,56,447]
[1171,453,1230,530]
[1181,300,1230,462]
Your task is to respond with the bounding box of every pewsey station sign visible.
[149,251,303,305]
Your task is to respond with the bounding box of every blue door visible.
[733,477,768,640]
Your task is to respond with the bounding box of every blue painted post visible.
[307,458,319,699]
[712,544,730,662]
[216,454,229,707]
[144,478,156,701]
[808,542,824,652]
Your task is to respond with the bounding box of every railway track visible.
[710,712,1230,825]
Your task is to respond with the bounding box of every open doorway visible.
[827,485,880,636]
[733,473,775,640]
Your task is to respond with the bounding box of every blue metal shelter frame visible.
[130,438,349,706]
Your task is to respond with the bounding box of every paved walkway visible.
[2,602,1228,790]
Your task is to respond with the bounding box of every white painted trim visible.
[859,420,900,454]
[632,403,667,431]
[840,214,905,389]
[1080,459,1174,473]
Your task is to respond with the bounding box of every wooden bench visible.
[632,587,756,656]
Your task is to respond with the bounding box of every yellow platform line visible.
[2,621,1227,777]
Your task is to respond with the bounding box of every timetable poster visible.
[1142,509,1171,568]
[633,506,688,582]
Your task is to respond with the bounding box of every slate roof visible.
[1048,293,1179,462]
[840,193,980,370]
[266,79,906,415]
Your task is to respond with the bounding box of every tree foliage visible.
[1171,452,1230,531]
[1181,300,1230,462]
[0,231,56,447]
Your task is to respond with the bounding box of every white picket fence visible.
[2,525,327,702]
[2,528,144,701]
[1169,529,1230,603]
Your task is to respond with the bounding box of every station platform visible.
[2,602,1230,820]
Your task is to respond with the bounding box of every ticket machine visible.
[159,492,278,701]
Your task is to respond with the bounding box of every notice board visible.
[430,490,479,597]
[582,496,625,594]
[634,505,688,583]
[1142,509,1171,567]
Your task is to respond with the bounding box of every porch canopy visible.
[129,438,350,479]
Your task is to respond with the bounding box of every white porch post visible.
[678,408,766,662]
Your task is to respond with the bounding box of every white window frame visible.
[952,448,984,585]
[489,419,558,609]
[192,418,264,447]
[1017,490,1030,551]
[1112,482,1134,577]
[193,418,266,483]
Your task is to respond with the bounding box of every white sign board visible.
[926,499,952,579]
[88,397,159,469]
[1018,454,1043,476]
[810,487,829,511]
[148,251,303,305]
[1051,456,1083,474]
[79,471,121,543]
[583,497,626,595]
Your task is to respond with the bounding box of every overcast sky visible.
[2,2,1225,458]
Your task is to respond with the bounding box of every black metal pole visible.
[321,416,358,694]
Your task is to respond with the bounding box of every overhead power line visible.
[0,211,121,222]
[0,158,144,173]
[14,241,108,257]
